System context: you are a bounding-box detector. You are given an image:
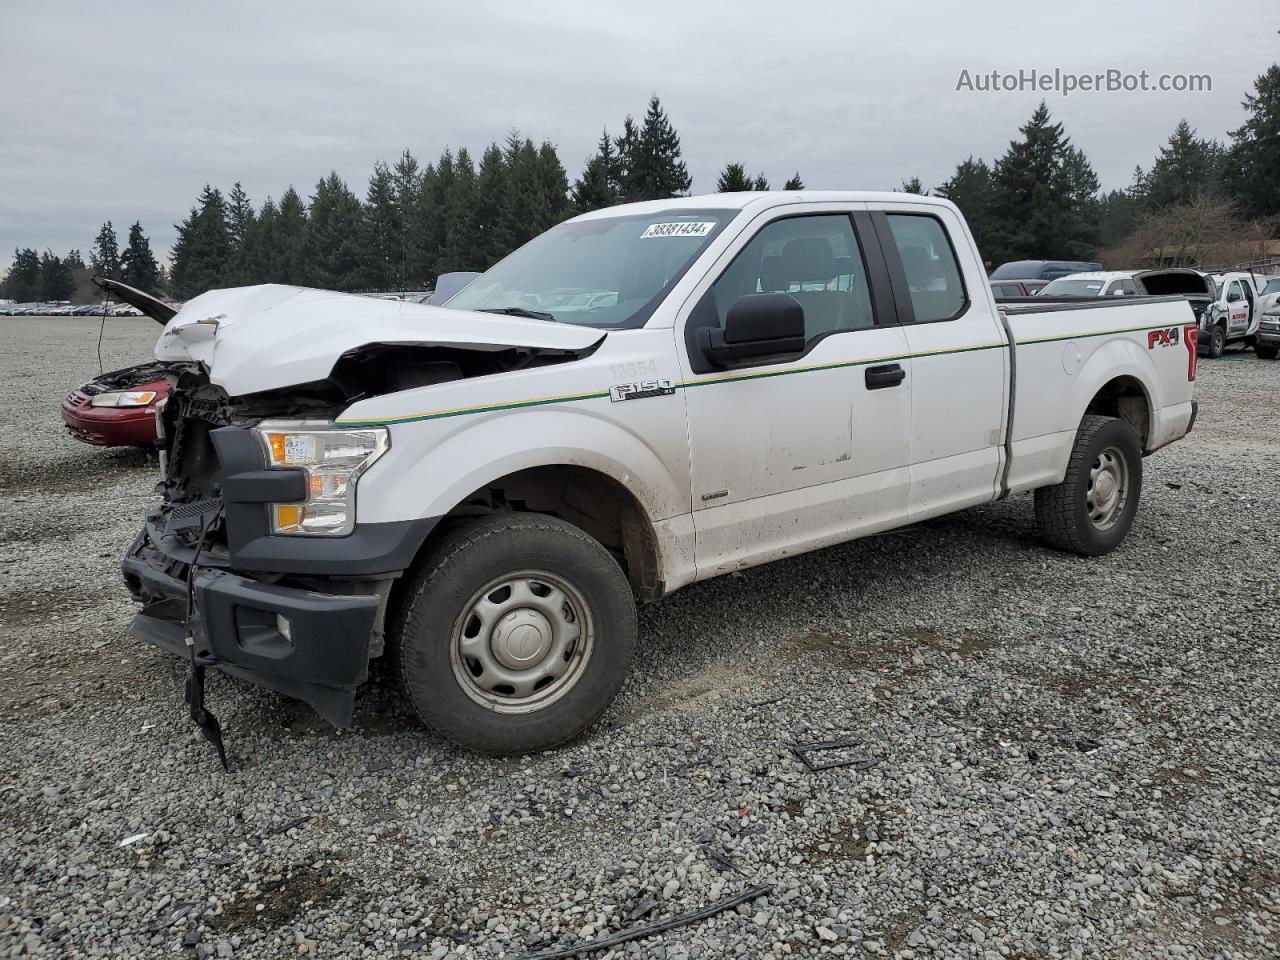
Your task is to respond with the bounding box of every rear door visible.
[867,203,1009,521]
[678,204,913,578]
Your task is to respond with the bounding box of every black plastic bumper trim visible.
[123,554,380,727]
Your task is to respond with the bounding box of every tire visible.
[393,512,636,754]
[1256,344,1279,360]
[1035,415,1143,557]
[1208,324,1226,358]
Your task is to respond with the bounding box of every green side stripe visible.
[336,321,1175,427]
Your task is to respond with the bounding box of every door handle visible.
[865,363,905,390]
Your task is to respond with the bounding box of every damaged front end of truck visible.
[119,284,602,761]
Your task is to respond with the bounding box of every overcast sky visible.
[1,0,1276,270]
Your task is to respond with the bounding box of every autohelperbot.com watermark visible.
[956,68,1211,97]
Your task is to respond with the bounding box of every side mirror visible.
[698,293,805,367]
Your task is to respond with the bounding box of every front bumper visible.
[123,526,389,727]
[1256,325,1280,346]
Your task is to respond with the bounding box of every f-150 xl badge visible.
[610,379,676,402]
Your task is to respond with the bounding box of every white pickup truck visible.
[114,192,1199,757]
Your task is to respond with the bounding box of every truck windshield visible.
[1041,278,1105,297]
[447,209,734,328]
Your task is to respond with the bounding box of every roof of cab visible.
[571,191,961,220]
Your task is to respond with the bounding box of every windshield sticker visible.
[641,221,716,239]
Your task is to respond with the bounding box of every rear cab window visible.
[883,214,967,322]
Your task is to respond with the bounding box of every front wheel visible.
[1035,415,1143,557]
[1256,344,1279,360]
[1208,324,1226,358]
[393,513,637,754]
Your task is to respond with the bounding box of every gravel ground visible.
[1,316,1277,960]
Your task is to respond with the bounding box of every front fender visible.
[354,404,690,527]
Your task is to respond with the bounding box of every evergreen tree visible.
[227,182,254,249]
[1225,64,1280,219]
[120,222,160,293]
[571,129,619,213]
[752,174,770,190]
[536,141,572,226]
[439,148,482,274]
[237,197,278,285]
[626,96,691,201]
[496,135,549,256]
[168,186,232,299]
[359,162,402,290]
[716,162,755,192]
[39,249,75,301]
[1097,189,1141,250]
[65,249,85,270]
[986,102,1100,264]
[1143,120,1225,209]
[273,187,309,285]
[612,116,640,199]
[477,142,512,265]
[937,157,994,257]
[899,176,926,194]
[91,222,120,279]
[420,150,457,283]
[305,172,363,290]
[783,173,804,191]
[393,150,428,284]
[1,248,42,302]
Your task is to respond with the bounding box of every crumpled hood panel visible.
[154,285,604,397]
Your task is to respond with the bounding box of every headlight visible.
[254,421,389,536]
[90,390,158,407]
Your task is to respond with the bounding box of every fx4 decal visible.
[1147,327,1180,348]
[610,379,676,402]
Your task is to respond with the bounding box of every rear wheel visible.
[1035,415,1143,557]
[393,513,636,754]
[1256,344,1278,360]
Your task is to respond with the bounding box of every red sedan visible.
[61,363,169,448]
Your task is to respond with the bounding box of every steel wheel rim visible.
[1086,445,1129,530]
[449,569,595,714]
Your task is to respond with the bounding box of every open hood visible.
[93,276,178,324]
[154,284,604,397]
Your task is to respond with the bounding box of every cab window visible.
[710,214,875,341]
[884,214,966,322]
[1227,281,1244,303]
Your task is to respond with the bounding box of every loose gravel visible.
[1,316,1277,959]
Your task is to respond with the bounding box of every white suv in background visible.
[1038,271,1140,298]
[1255,275,1280,360]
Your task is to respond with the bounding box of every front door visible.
[679,207,913,579]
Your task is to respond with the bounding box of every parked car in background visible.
[1198,272,1263,357]
[1039,272,1140,298]
[1247,275,1280,359]
[62,362,170,447]
[59,278,177,447]
[990,259,1104,282]
[989,279,1048,298]
[429,271,482,305]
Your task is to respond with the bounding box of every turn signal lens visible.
[273,504,303,531]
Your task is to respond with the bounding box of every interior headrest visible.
[779,237,835,283]
[759,255,785,292]
[900,246,934,280]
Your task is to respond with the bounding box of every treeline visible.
[915,65,1280,268]
[5,67,1277,303]
[161,95,717,301]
